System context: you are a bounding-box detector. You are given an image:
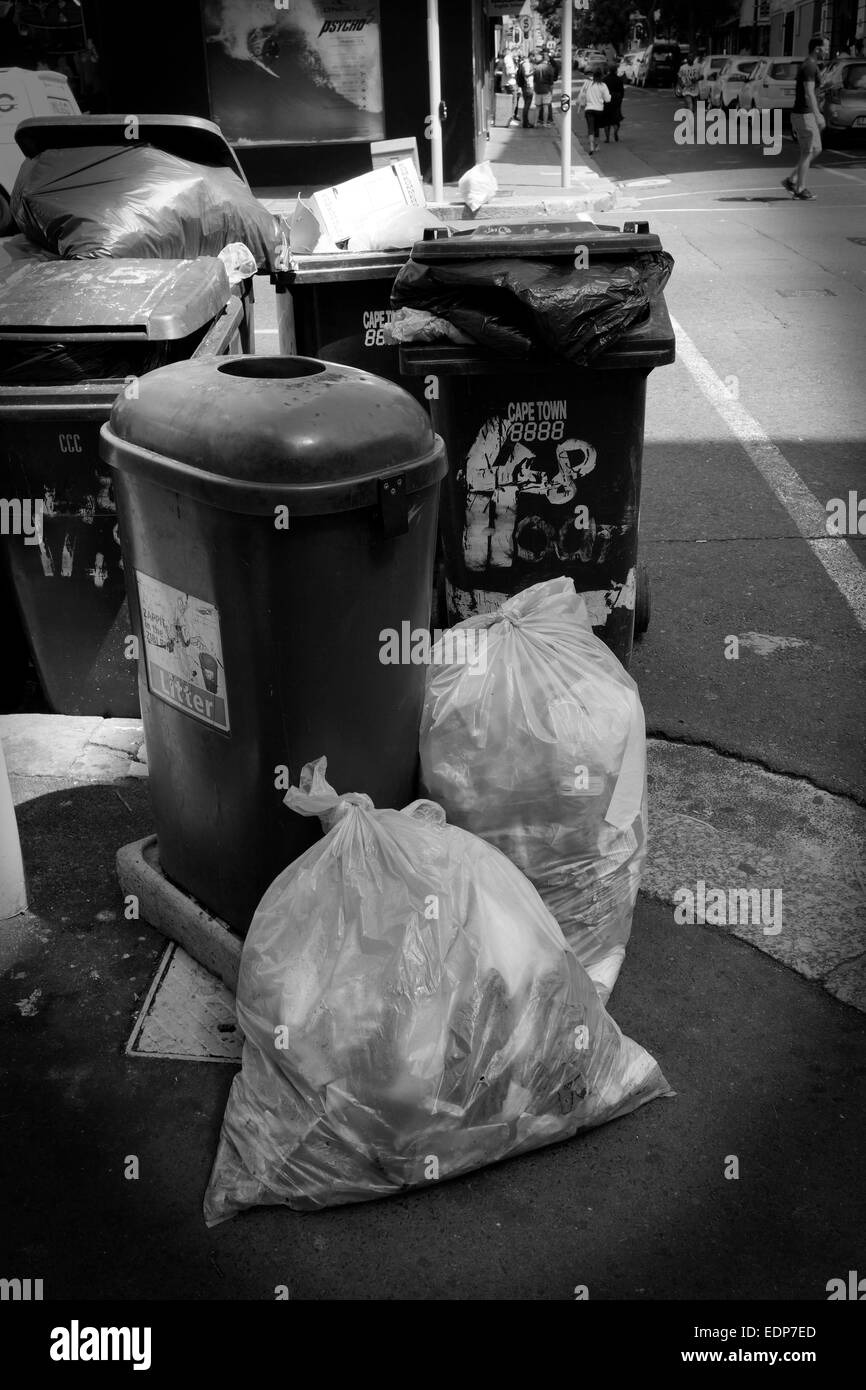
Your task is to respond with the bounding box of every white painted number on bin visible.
[362,310,392,348]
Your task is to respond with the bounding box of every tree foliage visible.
[535,0,741,48]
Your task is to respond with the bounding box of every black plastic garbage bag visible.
[391,249,673,364]
[0,338,191,385]
[11,144,281,270]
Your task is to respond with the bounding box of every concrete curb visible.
[116,836,241,994]
[643,741,866,1013]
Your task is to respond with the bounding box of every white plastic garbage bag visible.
[457,161,498,214]
[203,758,669,1221]
[217,241,258,286]
[346,205,447,253]
[420,579,647,1001]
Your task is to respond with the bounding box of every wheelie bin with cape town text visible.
[271,249,428,407]
[397,222,675,666]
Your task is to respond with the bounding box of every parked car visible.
[0,66,80,236]
[740,56,800,112]
[696,54,730,103]
[577,48,607,73]
[635,40,681,87]
[618,50,646,83]
[707,55,760,109]
[820,56,866,141]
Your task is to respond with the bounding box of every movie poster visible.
[201,0,385,145]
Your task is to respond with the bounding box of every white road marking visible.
[633,204,866,212]
[825,165,866,184]
[634,183,845,200]
[670,316,866,631]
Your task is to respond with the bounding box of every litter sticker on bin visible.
[135,572,230,733]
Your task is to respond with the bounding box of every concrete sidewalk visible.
[256,112,624,225]
[1,725,864,1300]
[458,111,620,216]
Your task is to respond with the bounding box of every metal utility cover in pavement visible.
[126,944,243,1063]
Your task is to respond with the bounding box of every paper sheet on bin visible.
[306,158,425,248]
[288,196,339,255]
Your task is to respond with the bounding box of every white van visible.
[0,67,80,233]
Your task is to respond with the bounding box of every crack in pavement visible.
[646,730,866,809]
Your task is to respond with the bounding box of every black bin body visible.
[399,225,675,666]
[0,258,242,715]
[273,251,426,406]
[100,356,446,933]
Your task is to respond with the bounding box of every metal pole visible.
[427,0,444,202]
[560,0,572,187]
[0,738,26,920]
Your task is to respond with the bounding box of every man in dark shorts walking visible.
[783,35,829,200]
[532,49,556,127]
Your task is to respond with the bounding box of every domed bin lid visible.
[99,356,447,520]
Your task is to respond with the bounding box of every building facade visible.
[768,0,864,53]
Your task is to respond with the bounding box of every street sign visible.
[484,0,524,16]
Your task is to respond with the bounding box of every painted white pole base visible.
[0,736,27,919]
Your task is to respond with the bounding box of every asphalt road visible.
[579,83,866,803]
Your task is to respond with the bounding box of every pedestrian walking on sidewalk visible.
[503,44,518,119]
[602,63,624,141]
[532,49,556,127]
[677,52,701,112]
[783,35,829,200]
[516,53,536,127]
[582,68,610,155]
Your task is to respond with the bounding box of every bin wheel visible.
[634,563,651,639]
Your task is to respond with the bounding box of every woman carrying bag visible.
[581,68,611,155]
[602,63,624,142]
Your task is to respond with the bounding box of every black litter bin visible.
[272,251,427,406]
[0,258,243,716]
[398,223,675,666]
[99,356,446,933]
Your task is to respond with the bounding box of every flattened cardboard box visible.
[306,157,425,246]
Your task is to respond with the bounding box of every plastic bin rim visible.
[408,232,665,261]
[13,114,249,183]
[99,421,447,517]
